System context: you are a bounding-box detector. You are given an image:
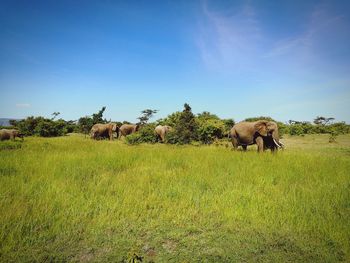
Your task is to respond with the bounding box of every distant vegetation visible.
[5,104,350,143]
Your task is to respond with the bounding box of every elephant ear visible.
[112,124,118,132]
[254,121,268,136]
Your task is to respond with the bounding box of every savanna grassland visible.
[0,134,350,262]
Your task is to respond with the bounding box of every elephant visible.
[230,120,284,152]
[90,123,119,140]
[119,124,139,138]
[0,129,24,141]
[155,125,172,142]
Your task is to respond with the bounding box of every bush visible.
[77,107,107,134]
[328,122,350,134]
[166,104,198,145]
[244,116,275,122]
[289,125,305,136]
[156,111,182,127]
[329,129,338,143]
[125,124,157,145]
[164,130,178,144]
[11,116,74,137]
[197,118,226,144]
[222,119,235,135]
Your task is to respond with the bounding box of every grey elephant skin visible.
[155,125,172,142]
[90,123,118,140]
[119,124,139,138]
[0,129,24,141]
[230,120,283,152]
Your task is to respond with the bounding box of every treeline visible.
[6,104,350,144]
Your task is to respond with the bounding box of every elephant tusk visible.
[273,138,282,148]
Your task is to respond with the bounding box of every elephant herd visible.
[0,120,284,152]
[90,123,172,142]
[89,120,284,152]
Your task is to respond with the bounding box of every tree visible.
[245,116,275,122]
[92,106,107,124]
[10,116,71,137]
[313,116,334,125]
[137,109,158,125]
[78,107,107,134]
[196,111,227,143]
[167,103,198,144]
[51,112,60,120]
[197,111,219,120]
[78,116,93,135]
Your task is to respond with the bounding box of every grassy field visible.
[0,134,349,262]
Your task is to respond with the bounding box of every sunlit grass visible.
[0,134,349,262]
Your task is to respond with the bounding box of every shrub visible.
[164,130,179,144]
[329,122,350,134]
[244,116,275,122]
[197,118,226,144]
[222,118,235,135]
[289,125,305,136]
[11,116,73,137]
[125,124,157,145]
[77,107,107,134]
[156,111,182,127]
[329,130,338,143]
[166,104,198,145]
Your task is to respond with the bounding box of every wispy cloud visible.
[264,4,345,59]
[196,0,261,72]
[196,1,348,74]
[16,103,31,108]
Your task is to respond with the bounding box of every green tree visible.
[51,112,60,120]
[245,116,275,122]
[92,106,107,124]
[78,116,94,135]
[196,111,227,144]
[137,109,158,125]
[157,111,182,127]
[78,107,107,134]
[314,116,334,125]
[167,103,198,144]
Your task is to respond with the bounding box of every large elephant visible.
[0,129,24,141]
[90,123,119,140]
[155,125,172,142]
[230,120,284,152]
[119,124,139,138]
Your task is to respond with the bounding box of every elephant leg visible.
[109,130,113,140]
[256,136,264,153]
[270,145,277,153]
[231,137,239,150]
[242,145,247,151]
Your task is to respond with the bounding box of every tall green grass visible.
[0,134,349,262]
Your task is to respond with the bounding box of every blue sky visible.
[1,0,349,123]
